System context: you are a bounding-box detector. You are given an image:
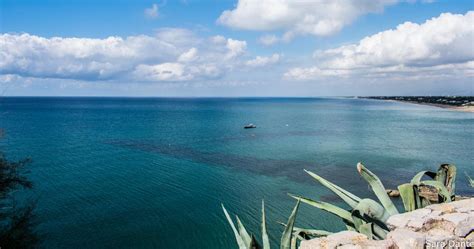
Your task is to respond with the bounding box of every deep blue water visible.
[0,97,473,248]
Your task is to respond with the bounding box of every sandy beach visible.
[396,100,474,113]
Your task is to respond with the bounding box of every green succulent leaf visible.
[398,183,418,212]
[290,234,297,249]
[359,222,373,239]
[304,169,361,208]
[261,200,270,249]
[294,228,332,237]
[357,163,399,216]
[465,172,474,188]
[278,222,333,238]
[281,199,300,249]
[289,194,353,223]
[411,171,436,184]
[236,215,253,248]
[435,164,456,197]
[353,198,390,222]
[351,200,389,240]
[222,204,247,249]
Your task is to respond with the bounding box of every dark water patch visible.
[104,139,385,193]
[103,138,437,203]
[104,139,313,183]
[201,130,327,144]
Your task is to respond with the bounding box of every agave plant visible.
[398,164,456,212]
[223,162,461,247]
[465,172,474,188]
[290,163,398,240]
[222,200,302,249]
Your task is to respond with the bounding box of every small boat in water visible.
[244,123,257,129]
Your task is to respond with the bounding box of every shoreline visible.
[394,100,474,113]
[363,98,474,113]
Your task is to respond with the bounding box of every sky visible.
[0,0,473,96]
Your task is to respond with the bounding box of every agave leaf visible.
[465,172,474,188]
[294,228,332,237]
[411,171,436,184]
[345,224,356,231]
[222,204,247,249]
[261,200,270,249]
[357,163,399,216]
[420,196,431,207]
[236,215,252,248]
[420,180,452,203]
[290,234,297,249]
[398,183,418,212]
[280,200,300,249]
[353,198,390,222]
[289,194,353,223]
[278,222,333,238]
[249,235,261,249]
[304,169,361,208]
[353,211,387,240]
[359,222,373,239]
[372,224,388,240]
[295,234,306,241]
[351,199,389,240]
[435,164,456,197]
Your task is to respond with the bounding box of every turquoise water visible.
[0,97,473,248]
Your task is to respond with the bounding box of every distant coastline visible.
[361,96,474,113]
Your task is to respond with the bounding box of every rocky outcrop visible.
[299,198,474,249]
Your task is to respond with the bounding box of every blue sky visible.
[1,0,473,96]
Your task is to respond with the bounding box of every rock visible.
[299,231,369,249]
[299,198,474,249]
[387,228,425,249]
[387,208,432,230]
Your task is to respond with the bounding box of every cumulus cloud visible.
[285,11,474,80]
[178,47,198,62]
[144,4,159,19]
[210,35,226,44]
[258,34,279,46]
[225,38,247,59]
[133,63,221,81]
[246,54,280,67]
[0,31,247,82]
[217,0,398,39]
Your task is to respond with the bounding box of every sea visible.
[0,97,473,248]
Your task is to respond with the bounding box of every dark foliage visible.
[0,204,38,249]
[0,151,38,248]
[0,153,32,197]
[363,96,474,107]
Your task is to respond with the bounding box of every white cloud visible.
[178,47,198,62]
[133,63,221,82]
[144,4,159,19]
[134,63,187,81]
[0,31,247,83]
[217,0,398,39]
[258,34,279,46]
[225,38,247,59]
[246,54,280,67]
[285,11,474,80]
[210,35,226,44]
[155,28,196,46]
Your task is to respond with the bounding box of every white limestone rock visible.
[387,228,425,249]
